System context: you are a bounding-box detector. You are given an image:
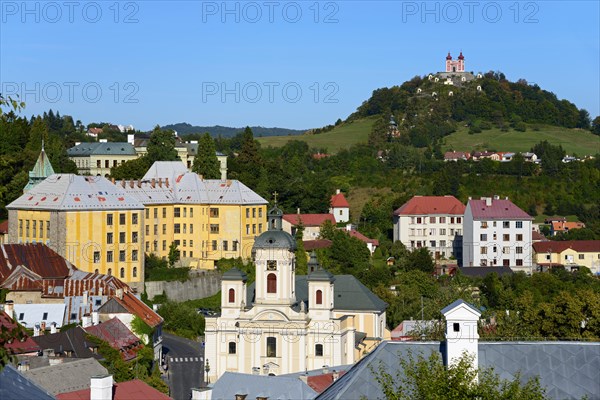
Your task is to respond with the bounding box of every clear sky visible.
[1,1,598,131]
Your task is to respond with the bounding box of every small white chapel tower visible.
[441,299,481,368]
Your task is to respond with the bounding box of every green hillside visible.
[443,125,600,156]
[257,117,376,153]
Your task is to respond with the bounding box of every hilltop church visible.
[204,203,389,382]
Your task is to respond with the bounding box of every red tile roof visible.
[303,240,333,250]
[112,292,163,328]
[468,199,532,220]
[0,311,41,354]
[444,151,470,160]
[0,220,8,234]
[347,229,379,246]
[533,240,600,254]
[85,317,141,361]
[532,230,548,241]
[0,244,74,283]
[330,192,350,208]
[307,371,347,393]
[57,379,172,400]
[551,221,586,232]
[394,196,465,216]
[283,214,336,227]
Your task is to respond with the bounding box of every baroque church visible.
[204,203,389,382]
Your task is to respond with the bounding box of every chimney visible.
[345,224,352,232]
[42,348,55,358]
[234,395,247,400]
[116,288,124,300]
[111,177,115,185]
[92,311,99,326]
[40,321,47,331]
[129,180,134,189]
[158,178,162,188]
[137,179,141,188]
[485,197,492,207]
[299,374,308,384]
[165,177,169,188]
[121,180,125,188]
[127,133,135,145]
[91,375,113,400]
[50,322,57,334]
[297,208,300,214]
[336,189,340,195]
[493,195,500,200]
[151,178,156,188]
[322,365,329,374]
[82,313,92,328]
[332,370,339,382]
[83,290,89,306]
[4,301,14,318]
[34,324,41,337]
[442,300,481,372]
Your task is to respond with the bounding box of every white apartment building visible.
[393,196,465,259]
[463,196,533,272]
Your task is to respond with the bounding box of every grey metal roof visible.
[222,267,248,282]
[0,364,55,400]
[253,230,297,250]
[23,358,108,395]
[181,143,225,157]
[246,275,387,313]
[31,326,101,359]
[7,174,144,211]
[317,341,600,400]
[440,299,481,316]
[67,142,136,156]
[210,371,317,400]
[13,303,66,328]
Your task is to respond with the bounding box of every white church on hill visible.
[204,203,389,382]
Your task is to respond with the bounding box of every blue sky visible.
[1,1,599,130]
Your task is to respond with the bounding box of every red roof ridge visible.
[283,214,336,227]
[330,192,350,208]
[113,292,163,327]
[394,195,465,216]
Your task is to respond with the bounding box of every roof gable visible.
[283,214,336,227]
[533,240,600,254]
[330,193,350,208]
[441,299,481,318]
[467,198,532,220]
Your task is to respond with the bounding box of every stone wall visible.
[145,272,221,302]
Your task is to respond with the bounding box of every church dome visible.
[458,52,464,60]
[446,52,452,60]
[253,230,296,250]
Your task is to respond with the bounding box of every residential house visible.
[86,127,102,138]
[550,221,586,236]
[393,195,465,260]
[532,240,600,274]
[31,326,101,359]
[0,364,55,400]
[443,151,470,162]
[282,213,336,241]
[204,205,389,383]
[345,225,379,254]
[96,288,163,360]
[521,152,538,162]
[67,142,138,177]
[57,375,172,400]
[463,196,533,272]
[119,161,267,269]
[472,151,500,161]
[317,299,600,400]
[85,317,142,361]
[7,175,145,291]
[329,190,350,223]
[500,152,515,162]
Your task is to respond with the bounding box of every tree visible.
[294,221,308,275]
[231,127,264,188]
[168,242,180,268]
[146,126,179,163]
[591,116,600,135]
[192,133,221,179]
[401,247,434,273]
[372,351,547,400]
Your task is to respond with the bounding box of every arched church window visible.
[316,290,323,305]
[267,273,277,293]
[228,288,235,303]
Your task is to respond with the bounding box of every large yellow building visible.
[116,161,268,269]
[7,174,146,291]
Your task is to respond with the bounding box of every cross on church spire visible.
[272,191,278,204]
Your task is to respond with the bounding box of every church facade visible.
[204,204,389,382]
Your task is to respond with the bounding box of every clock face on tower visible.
[267,260,277,271]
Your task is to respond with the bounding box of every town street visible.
[163,332,205,399]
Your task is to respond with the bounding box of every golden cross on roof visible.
[272,191,278,204]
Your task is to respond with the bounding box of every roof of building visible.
[303,239,333,251]
[551,221,586,232]
[97,292,163,328]
[24,147,55,192]
[222,267,248,282]
[307,371,347,393]
[0,311,41,354]
[253,229,297,250]
[330,192,350,208]
[317,341,600,400]
[32,326,100,359]
[444,151,470,160]
[0,243,74,283]
[532,240,600,254]
[13,303,66,328]
[458,266,514,278]
[531,230,548,241]
[467,198,532,220]
[84,317,140,361]
[283,213,336,227]
[180,143,225,157]
[23,358,108,396]
[208,371,317,400]
[394,196,465,216]
[7,174,144,211]
[119,162,267,205]
[346,229,379,246]
[0,365,55,400]
[67,142,137,156]
[440,299,481,316]
[246,275,387,313]
[57,379,172,400]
